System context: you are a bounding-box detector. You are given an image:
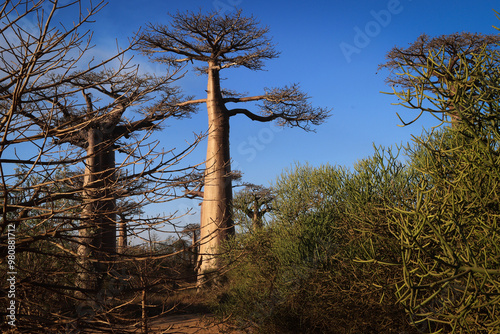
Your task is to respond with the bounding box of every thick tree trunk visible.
[76,128,117,298]
[99,147,117,256]
[76,128,101,299]
[198,63,234,279]
[117,220,127,252]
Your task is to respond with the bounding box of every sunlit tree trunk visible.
[76,128,101,297]
[117,220,127,252]
[198,62,234,276]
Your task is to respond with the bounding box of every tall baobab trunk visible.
[198,63,235,276]
[99,144,117,257]
[76,128,117,298]
[76,128,101,298]
[138,9,329,284]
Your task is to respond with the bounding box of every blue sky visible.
[8,1,499,226]
[91,0,499,173]
[84,0,500,223]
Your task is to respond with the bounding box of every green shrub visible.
[219,161,417,333]
[391,127,500,333]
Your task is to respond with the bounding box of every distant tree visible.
[139,10,330,278]
[233,184,273,231]
[181,223,201,268]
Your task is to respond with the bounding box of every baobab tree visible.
[379,32,500,127]
[50,68,197,298]
[10,49,198,299]
[0,1,202,330]
[233,185,274,230]
[139,10,330,278]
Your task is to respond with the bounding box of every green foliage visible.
[380,27,500,333]
[392,127,500,333]
[219,28,500,334]
[220,32,500,331]
[218,162,417,333]
[232,185,274,231]
[221,126,500,332]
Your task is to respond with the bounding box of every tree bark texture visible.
[76,127,117,296]
[117,220,127,252]
[198,63,235,276]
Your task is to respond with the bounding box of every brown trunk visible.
[252,201,263,230]
[191,227,197,268]
[440,76,462,128]
[99,146,117,256]
[141,285,148,334]
[76,128,101,297]
[117,220,127,252]
[76,128,117,297]
[198,62,234,279]
[448,84,461,128]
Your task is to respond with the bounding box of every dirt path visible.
[145,314,241,334]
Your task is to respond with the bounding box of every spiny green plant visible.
[218,161,417,333]
[381,25,500,333]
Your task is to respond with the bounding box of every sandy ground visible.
[143,314,242,334]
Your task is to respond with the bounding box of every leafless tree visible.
[139,10,331,280]
[46,68,197,301]
[0,1,202,332]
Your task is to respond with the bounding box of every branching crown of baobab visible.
[139,10,279,70]
[138,10,330,131]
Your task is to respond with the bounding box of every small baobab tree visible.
[233,185,273,231]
